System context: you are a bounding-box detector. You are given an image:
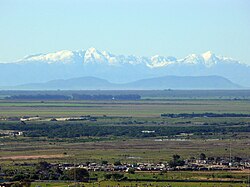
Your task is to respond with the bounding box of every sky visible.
[0,0,250,64]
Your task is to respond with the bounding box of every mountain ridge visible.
[0,48,249,87]
[15,48,245,68]
[9,75,241,90]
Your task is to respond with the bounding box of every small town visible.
[1,155,249,177]
[46,155,249,173]
[1,156,250,186]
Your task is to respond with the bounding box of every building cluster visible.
[58,158,250,172]
[0,130,23,137]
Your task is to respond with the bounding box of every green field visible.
[0,90,249,186]
[30,181,248,187]
[1,99,250,117]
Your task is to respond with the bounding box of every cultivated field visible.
[0,90,249,186]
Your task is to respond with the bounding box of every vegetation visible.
[66,168,89,181]
[0,90,249,186]
[0,122,249,138]
[161,112,250,118]
[6,94,141,101]
[168,154,185,167]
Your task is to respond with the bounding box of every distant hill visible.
[12,75,241,90]
[123,75,240,90]
[16,77,114,90]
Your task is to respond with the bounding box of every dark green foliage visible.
[127,168,135,174]
[0,121,249,139]
[12,174,29,181]
[11,182,31,187]
[104,173,124,181]
[101,160,108,165]
[6,94,141,101]
[36,161,50,171]
[6,94,70,100]
[169,154,185,167]
[2,89,250,100]
[114,161,122,166]
[72,94,141,100]
[200,153,206,160]
[161,112,250,118]
[66,168,89,181]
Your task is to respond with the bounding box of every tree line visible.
[5,94,141,100]
[0,122,249,138]
[161,112,250,118]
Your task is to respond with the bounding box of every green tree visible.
[11,182,31,187]
[127,168,135,174]
[11,183,23,187]
[169,154,185,167]
[114,161,122,166]
[36,161,50,171]
[101,160,108,165]
[173,154,181,161]
[12,174,28,181]
[111,173,124,180]
[199,153,206,160]
[66,168,89,181]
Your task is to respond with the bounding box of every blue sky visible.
[0,0,250,63]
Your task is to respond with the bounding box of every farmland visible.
[0,90,249,186]
[1,99,250,118]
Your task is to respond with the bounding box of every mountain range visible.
[9,76,240,90]
[0,47,249,88]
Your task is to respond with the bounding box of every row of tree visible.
[2,161,89,182]
[72,94,141,100]
[0,122,249,138]
[6,94,141,100]
[161,112,250,118]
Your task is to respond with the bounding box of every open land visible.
[0,90,249,186]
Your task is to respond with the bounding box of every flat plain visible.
[0,90,249,186]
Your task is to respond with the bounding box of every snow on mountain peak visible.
[179,54,204,65]
[22,50,75,64]
[201,51,220,66]
[177,51,223,67]
[83,47,109,64]
[87,47,97,53]
[101,51,118,64]
[202,51,214,61]
[16,48,242,68]
[148,55,176,68]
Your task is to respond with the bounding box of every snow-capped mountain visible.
[18,48,241,68]
[20,47,143,66]
[0,48,249,88]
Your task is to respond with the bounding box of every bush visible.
[169,154,185,167]
[104,173,124,181]
[66,168,89,181]
[101,160,108,165]
[127,168,135,174]
[114,161,122,166]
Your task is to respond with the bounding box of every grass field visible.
[0,97,249,163]
[0,99,250,117]
[0,90,249,186]
[30,181,248,187]
[1,138,249,164]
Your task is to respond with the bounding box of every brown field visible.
[0,154,66,160]
[1,138,249,163]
